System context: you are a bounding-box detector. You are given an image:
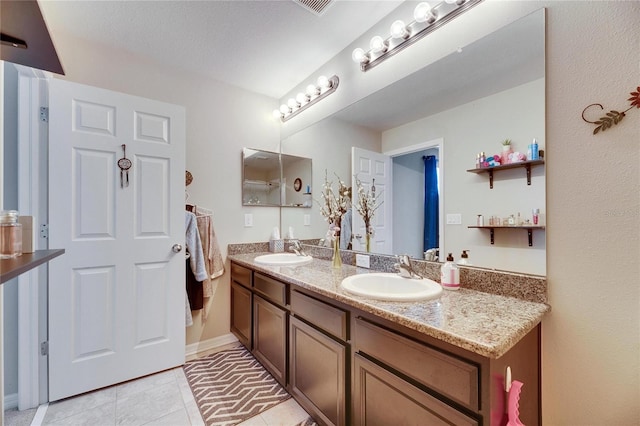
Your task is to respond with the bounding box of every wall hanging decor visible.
[118,144,132,188]
[582,86,640,134]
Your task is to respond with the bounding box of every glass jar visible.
[0,210,23,259]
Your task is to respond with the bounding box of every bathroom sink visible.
[254,253,313,266]
[340,273,443,302]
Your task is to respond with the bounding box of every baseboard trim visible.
[185,333,239,360]
[4,392,18,410]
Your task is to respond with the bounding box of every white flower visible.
[354,175,383,236]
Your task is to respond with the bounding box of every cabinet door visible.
[290,317,346,426]
[353,354,478,426]
[230,282,252,349]
[253,295,287,386]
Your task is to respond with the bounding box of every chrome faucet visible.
[289,240,307,257]
[394,254,423,279]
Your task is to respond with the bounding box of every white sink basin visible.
[254,253,313,266]
[341,273,443,302]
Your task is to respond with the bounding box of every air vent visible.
[293,0,334,16]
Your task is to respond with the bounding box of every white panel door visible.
[351,147,393,254]
[48,79,186,401]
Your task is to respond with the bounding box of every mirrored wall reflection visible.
[242,148,312,208]
[280,9,546,275]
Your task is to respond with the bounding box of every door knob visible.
[172,244,183,253]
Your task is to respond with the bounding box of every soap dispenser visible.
[457,250,471,265]
[440,253,460,291]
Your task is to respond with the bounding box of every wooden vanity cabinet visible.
[352,315,541,426]
[290,290,349,426]
[229,262,541,426]
[252,273,289,387]
[230,263,252,349]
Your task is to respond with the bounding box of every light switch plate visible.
[244,213,253,227]
[446,213,462,225]
[356,254,370,269]
[304,214,311,226]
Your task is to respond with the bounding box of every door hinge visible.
[40,341,48,356]
[40,224,48,239]
[40,106,49,122]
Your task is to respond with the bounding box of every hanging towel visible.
[195,206,225,282]
[185,292,193,327]
[185,211,208,312]
[194,206,225,321]
[185,211,208,282]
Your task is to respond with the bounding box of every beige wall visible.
[31,1,640,424]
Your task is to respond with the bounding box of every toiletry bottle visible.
[479,152,486,167]
[0,210,23,259]
[531,138,539,160]
[532,208,540,225]
[457,250,471,265]
[440,253,460,291]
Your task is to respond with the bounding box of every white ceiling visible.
[39,0,404,99]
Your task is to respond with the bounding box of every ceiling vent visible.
[293,0,334,16]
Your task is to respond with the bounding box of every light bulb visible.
[280,104,290,114]
[390,20,408,39]
[414,2,436,23]
[272,109,282,119]
[296,92,309,105]
[317,75,330,89]
[352,48,368,63]
[288,98,299,109]
[306,84,319,97]
[370,36,387,53]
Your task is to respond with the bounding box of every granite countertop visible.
[228,252,550,359]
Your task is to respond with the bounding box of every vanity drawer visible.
[231,263,252,289]
[291,290,348,341]
[354,317,479,411]
[254,273,287,307]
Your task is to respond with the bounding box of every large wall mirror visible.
[242,148,312,207]
[281,9,546,275]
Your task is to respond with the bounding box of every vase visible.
[501,145,512,164]
[332,236,342,268]
[365,234,371,253]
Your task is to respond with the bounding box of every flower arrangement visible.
[353,175,383,251]
[501,139,512,146]
[319,170,349,241]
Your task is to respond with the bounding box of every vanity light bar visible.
[273,75,340,122]
[353,0,483,72]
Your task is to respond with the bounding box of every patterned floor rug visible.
[183,346,291,426]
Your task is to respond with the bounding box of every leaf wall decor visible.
[582,86,640,134]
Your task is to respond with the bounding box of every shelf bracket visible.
[525,164,532,185]
[490,228,495,245]
[488,170,494,189]
[527,228,533,246]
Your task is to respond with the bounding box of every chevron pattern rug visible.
[183,345,291,426]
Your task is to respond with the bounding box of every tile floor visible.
[4,344,311,426]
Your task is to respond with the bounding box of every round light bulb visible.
[352,48,367,63]
[287,98,299,109]
[317,75,330,89]
[272,109,282,119]
[296,92,309,105]
[370,35,387,53]
[280,104,290,114]
[414,2,436,23]
[390,20,408,39]
[306,84,319,97]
